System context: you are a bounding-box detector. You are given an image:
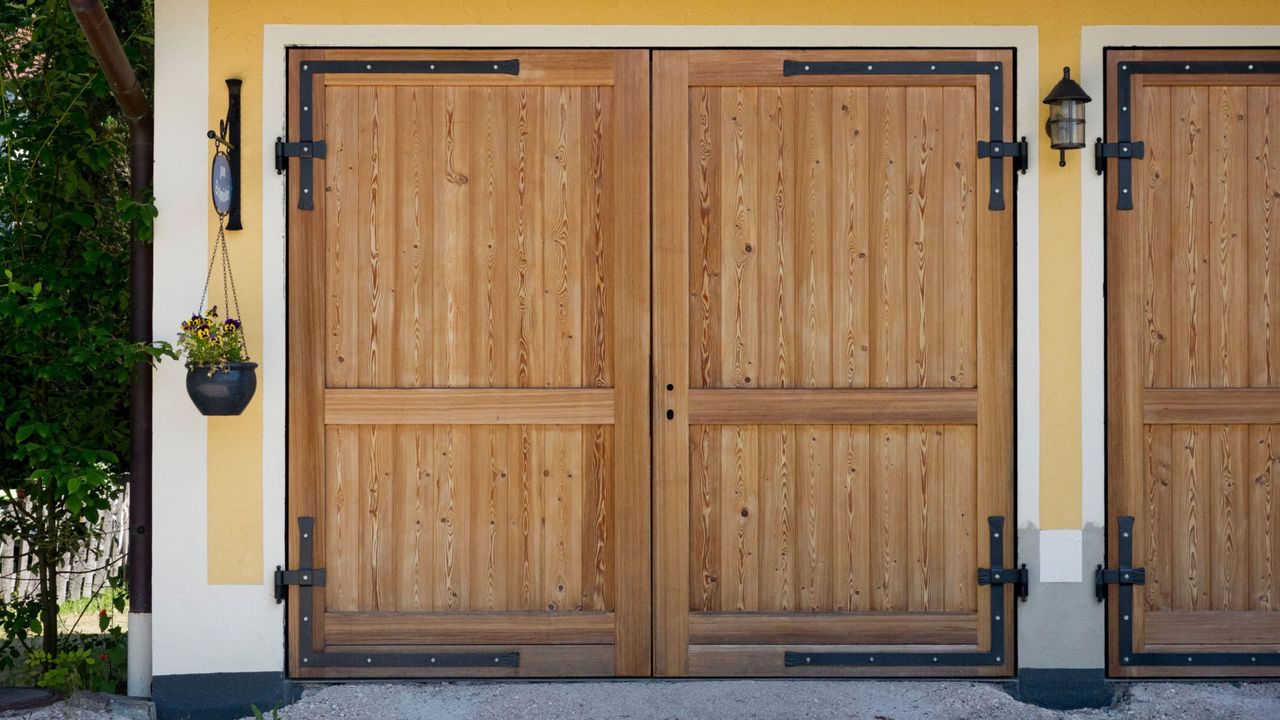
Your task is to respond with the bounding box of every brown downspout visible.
[68,0,152,697]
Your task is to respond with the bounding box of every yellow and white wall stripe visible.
[151,0,1280,691]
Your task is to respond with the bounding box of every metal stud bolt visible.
[367,657,373,663]
[302,657,309,663]
[995,656,1002,663]
[805,656,812,663]
[1185,65,1192,70]
[366,64,373,70]
[994,106,1000,112]
[804,65,810,71]
[867,65,873,71]
[1121,65,1128,70]
[430,65,436,70]
[430,657,437,663]
[869,657,875,662]
[1123,615,1130,621]
[995,615,1002,621]
[1122,188,1128,194]
[302,64,309,71]
[303,616,309,622]
[930,65,937,71]
[995,188,1001,194]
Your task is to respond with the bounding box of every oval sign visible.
[211,153,233,216]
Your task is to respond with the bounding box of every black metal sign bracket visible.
[784,515,1013,668]
[208,78,242,230]
[284,516,520,670]
[783,59,1017,211]
[283,59,520,209]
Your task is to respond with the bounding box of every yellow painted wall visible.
[205,0,1280,583]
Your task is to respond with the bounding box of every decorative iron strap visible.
[1108,60,1280,211]
[1110,515,1280,668]
[784,515,1012,668]
[287,517,520,670]
[288,59,520,209]
[783,60,1015,211]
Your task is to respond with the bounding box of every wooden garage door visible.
[652,50,1016,676]
[286,49,651,677]
[1105,48,1280,677]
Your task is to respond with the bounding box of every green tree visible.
[0,0,164,673]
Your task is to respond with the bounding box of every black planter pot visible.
[185,361,258,416]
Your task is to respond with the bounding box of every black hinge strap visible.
[274,567,325,604]
[275,139,326,174]
[979,562,1030,601]
[1093,139,1144,183]
[977,138,1029,175]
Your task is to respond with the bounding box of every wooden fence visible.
[0,487,129,602]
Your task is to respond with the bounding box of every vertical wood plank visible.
[1170,86,1211,390]
[907,424,946,610]
[1250,425,1277,610]
[942,87,976,389]
[393,88,433,387]
[470,87,510,388]
[612,49,652,674]
[906,87,945,388]
[432,87,472,387]
[1171,425,1211,610]
[508,87,544,389]
[652,50,689,675]
[582,86,613,389]
[869,87,907,390]
[758,87,797,389]
[433,425,469,610]
[1144,425,1173,612]
[393,426,434,610]
[943,424,977,611]
[1211,424,1249,610]
[759,425,795,610]
[544,87,585,389]
[326,86,360,389]
[1252,88,1280,390]
[722,86,760,389]
[832,87,870,389]
[796,424,832,610]
[721,425,760,612]
[581,425,612,611]
[870,425,907,610]
[1210,86,1249,390]
[797,87,833,390]
[832,426,870,611]
[690,424,721,611]
[326,426,359,611]
[1141,86,1173,390]
[690,87,723,389]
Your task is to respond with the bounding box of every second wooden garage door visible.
[652,50,1016,676]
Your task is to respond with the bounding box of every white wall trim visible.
[1079,26,1280,531]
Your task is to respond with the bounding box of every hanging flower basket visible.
[186,359,258,416]
[180,308,256,416]
[179,127,257,416]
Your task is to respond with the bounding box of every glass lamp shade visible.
[1046,99,1087,150]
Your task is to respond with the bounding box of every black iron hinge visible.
[1094,565,1145,602]
[1093,139,1144,176]
[977,137,1029,175]
[274,565,325,604]
[275,139,326,175]
[979,561,1030,601]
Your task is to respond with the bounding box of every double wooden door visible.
[1105,48,1280,677]
[286,48,1015,678]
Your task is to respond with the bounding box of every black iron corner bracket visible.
[784,515,1014,668]
[1105,60,1280,211]
[784,60,1017,211]
[284,59,520,209]
[284,517,520,669]
[1106,515,1280,667]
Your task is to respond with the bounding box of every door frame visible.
[258,26,1040,675]
[1081,27,1280,678]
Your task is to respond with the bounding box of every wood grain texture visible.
[656,48,1013,677]
[291,49,648,678]
[1108,48,1280,677]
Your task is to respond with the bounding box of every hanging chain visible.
[196,165,250,359]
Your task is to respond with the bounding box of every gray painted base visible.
[1008,668,1115,709]
[1017,525,1106,669]
[153,672,301,720]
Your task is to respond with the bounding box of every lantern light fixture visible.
[1043,66,1092,167]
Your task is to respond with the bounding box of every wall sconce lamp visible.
[1043,67,1091,167]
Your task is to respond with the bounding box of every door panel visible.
[1105,48,1280,677]
[287,49,650,678]
[653,49,1015,677]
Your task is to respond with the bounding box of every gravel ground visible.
[5,681,1278,720]
[238,680,1279,720]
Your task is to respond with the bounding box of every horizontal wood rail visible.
[1142,388,1280,424]
[687,389,978,425]
[688,612,978,645]
[324,389,615,425]
[324,611,616,645]
[1145,611,1280,647]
